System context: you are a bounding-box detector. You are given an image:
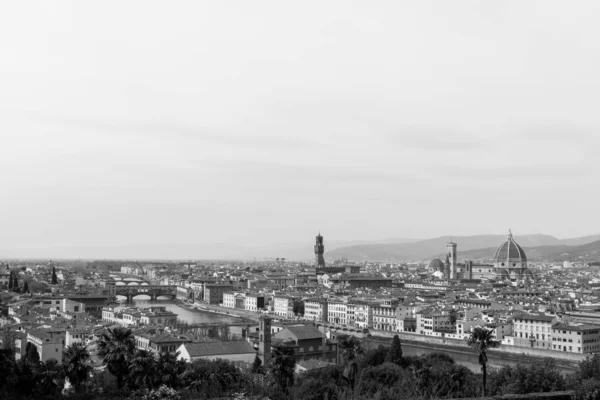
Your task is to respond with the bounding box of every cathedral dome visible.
[521,268,533,278]
[495,268,509,279]
[493,230,527,267]
[428,258,445,272]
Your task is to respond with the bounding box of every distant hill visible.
[325,234,600,262]
[452,240,600,263]
[560,234,600,246]
[1,238,421,261]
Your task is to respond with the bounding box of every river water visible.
[120,296,249,335]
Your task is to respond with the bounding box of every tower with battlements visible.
[315,233,325,269]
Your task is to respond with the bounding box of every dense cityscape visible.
[3,2,600,399]
[3,231,600,399]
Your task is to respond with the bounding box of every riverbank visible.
[363,329,587,365]
[365,335,580,374]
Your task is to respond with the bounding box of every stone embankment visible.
[191,301,261,322]
[364,329,587,364]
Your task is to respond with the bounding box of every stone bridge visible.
[114,285,177,301]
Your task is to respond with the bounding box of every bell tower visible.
[446,239,457,279]
[258,315,272,366]
[315,233,325,270]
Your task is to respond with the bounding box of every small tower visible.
[314,233,325,271]
[446,239,457,280]
[258,315,272,366]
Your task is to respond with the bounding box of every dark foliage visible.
[385,335,403,366]
[359,345,388,368]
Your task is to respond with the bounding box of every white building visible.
[327,301,348,326]
[372,299,399,331]
[304,299,326,322]
[244,294,264,312]
[273,296,294,317]
[223,292,236,309]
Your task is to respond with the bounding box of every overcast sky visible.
[1,1,598,256]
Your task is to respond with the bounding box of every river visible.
[119,296,577,375]
[119,296,250,336]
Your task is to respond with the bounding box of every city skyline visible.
[2,1,600,255]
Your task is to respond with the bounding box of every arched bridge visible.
[114,285,177,301]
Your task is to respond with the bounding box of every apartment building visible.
[27,329,65,363]
[327,301,348,325]
[66,327,94,347]
[223,292,238,309]
[203,283,234,304]
[273,295,294,317]
[416,311,454,336]
[552,323,600,353]
[373,299,399,331]
[244,294,265,312]
[354,302,373,330]
[304,299,327,322]
[512,313,558,349]
[139,307,178,326]
[486,322,513,341]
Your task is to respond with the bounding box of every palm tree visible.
[63,342,92,393]
[97,327,135,389]
[129,349,157,390]
[156,351,185,388]
[467,326,501,396]
[35,358,65,396]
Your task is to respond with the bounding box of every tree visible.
[34,358,65,396]
[339,336,364,390]
[0,348,18,395]
[386,335,403,366]
[8,271,13,290]
[51,266,58,285]
[251,354,263,374]
[156,351,185,388]
[129,349,157,390]
[268,345,296,394]
[63,342,92,393]
[97,326,135,389]
[467,326,500,396]
[360,345,388,368]
[22,280,29,294]
[449,308,458,325]
[357,362,405,398]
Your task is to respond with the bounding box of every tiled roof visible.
[150,333,191,344]
[181,341,256,357]
[552,323,600,332]
[276,325,323,341]
[513,313,556,322]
